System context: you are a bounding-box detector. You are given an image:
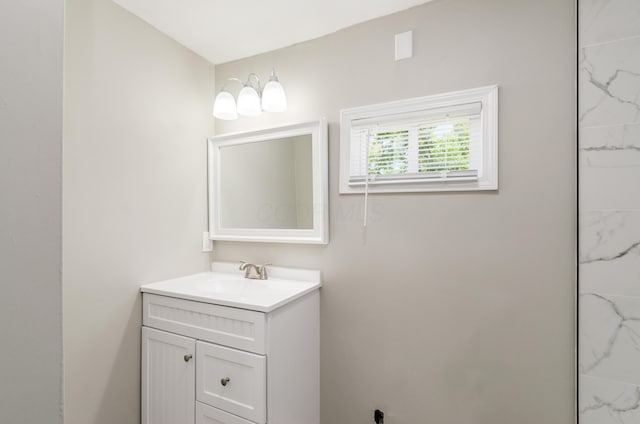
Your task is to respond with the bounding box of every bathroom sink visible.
[140,262,321,312]
[194,278,273,296]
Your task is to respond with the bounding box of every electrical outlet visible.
[202,231,213,252]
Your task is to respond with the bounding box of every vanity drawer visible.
[196,402,255,424]
[196,341,266,424]
[143,293,266,354]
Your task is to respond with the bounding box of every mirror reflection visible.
[219,135,313,230]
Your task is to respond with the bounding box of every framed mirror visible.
[208,119,328,244]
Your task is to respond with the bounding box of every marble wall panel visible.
[579,37,640,128]
[581,123,640,167]
[580,0,640,46]
[579,211,640,296]
[579,293,640,385]
[580,211,640,266]
[579,0,640,420]
[580,375,640,424]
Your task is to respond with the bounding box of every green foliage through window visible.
[419,121,470,172]
[366,120,471,176]
[367,130,409,175]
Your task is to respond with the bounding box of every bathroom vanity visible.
[140,262,320,424]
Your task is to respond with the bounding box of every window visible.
[339,85,498,193]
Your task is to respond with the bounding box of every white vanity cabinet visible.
[141,263,321,424]
[142,326,196,424]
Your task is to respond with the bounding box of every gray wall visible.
[0,1,64,423]
[215,0,576,423]
[63,0,215,422]
[578,0,640,422]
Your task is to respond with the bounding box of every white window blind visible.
[339,85,498,194]
[348,102,482,185]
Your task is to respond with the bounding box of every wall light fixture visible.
[213,70,287,120]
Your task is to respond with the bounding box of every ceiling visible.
[113,0,432,64]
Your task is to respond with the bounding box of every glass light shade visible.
[237,86,262,116]
[261,77,287,112]
[213,91,238,120]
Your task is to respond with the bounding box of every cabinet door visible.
[142,327,195,424]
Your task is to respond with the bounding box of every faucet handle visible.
[257,263,271,280]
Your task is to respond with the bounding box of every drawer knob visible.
[220,377,230,386]
[184,354,193,362]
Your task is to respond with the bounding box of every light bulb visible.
[212,90,238,120]
[237,85,262,116]
[262,75,287,113]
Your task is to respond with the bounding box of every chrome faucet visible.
[239,262,270,280]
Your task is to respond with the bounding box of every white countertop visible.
[140,262,321,312]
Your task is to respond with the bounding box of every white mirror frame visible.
[208,119,328,244]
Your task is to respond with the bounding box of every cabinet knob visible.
[220,377,230,386]
[184,354,193,362]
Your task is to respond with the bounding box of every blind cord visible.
[363,130,371,227]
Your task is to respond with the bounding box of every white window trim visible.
[339,85,499,194]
